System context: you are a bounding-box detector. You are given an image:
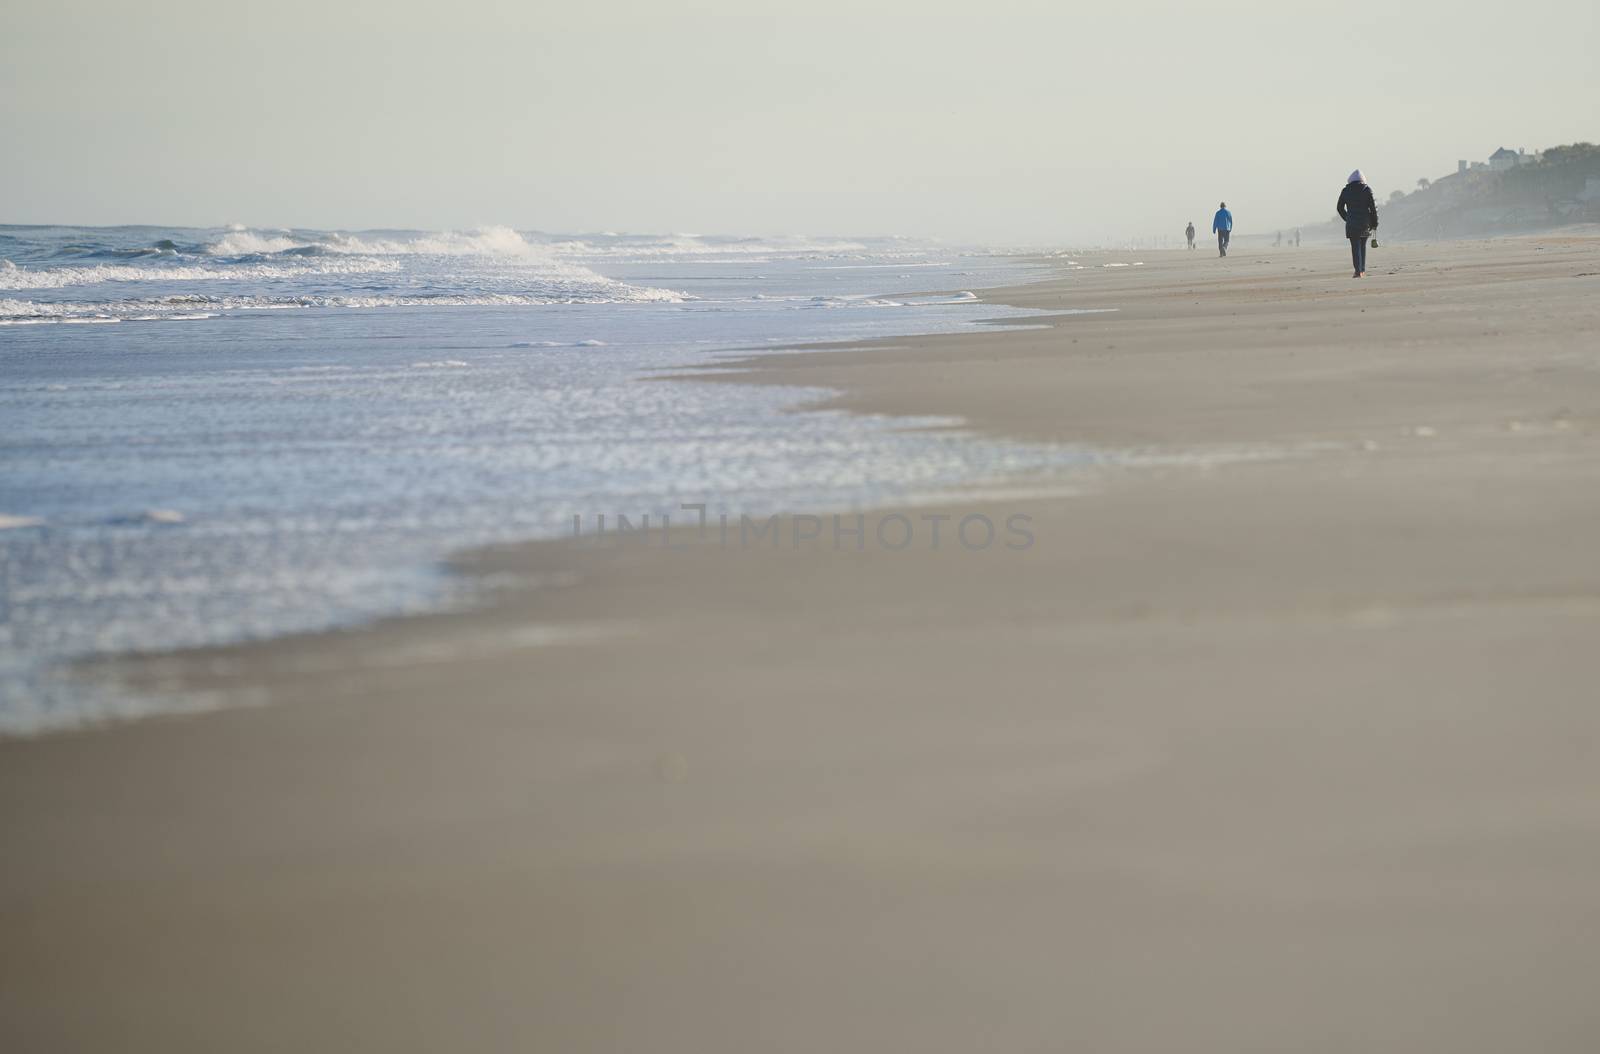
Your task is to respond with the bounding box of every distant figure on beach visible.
[1336,170,1379,277]
[1212,203,1233,257]
[1294,228,1301,247]
[1185,222,1196,249]
[1274,230,1282,247]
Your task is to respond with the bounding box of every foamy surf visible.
[2,223,1064,733]
[0,225,690,323]
[0,259,402,291]
[204,225,553,258]
[2,285,685,324]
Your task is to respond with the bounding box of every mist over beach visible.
[4,2,1600,1052]
[5,0,1597,242]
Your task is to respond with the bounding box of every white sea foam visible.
[172,226,910,297]
[207,230,309,255]
[204,225,559,259]
[172,227,688,305]
[0,259,402,291]
[350,226,544,257]
[302,291,680,309]
[2,223,1070,734]
[1,284,685,323]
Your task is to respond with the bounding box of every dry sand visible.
[4,237,1600,1052]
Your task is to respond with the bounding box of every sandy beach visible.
[5,235,1600,1052]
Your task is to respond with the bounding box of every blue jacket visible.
[1212,208,1233,233]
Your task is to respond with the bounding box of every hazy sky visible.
[3,0,1595,243]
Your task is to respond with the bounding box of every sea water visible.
[1,225,1078,733]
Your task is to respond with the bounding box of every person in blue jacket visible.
[1212,202,1233,257]
[1336,170,1379,278]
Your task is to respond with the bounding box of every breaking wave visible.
[203,225,561,259]
[1,226,689,317]
[205,229,311,256]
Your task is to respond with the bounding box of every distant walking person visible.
[1336,170,1379,277]
[1186,221,1196,249]
[1212,202,1233,257]
[1294,228,1301,247]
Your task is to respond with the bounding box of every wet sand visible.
[4,236,1600,1052]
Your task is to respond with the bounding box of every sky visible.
[3,0,1596,244]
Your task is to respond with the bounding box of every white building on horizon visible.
[1455,148,1534,176]
[1489,147,1531,171]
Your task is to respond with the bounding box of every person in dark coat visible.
[1336,170,1379,277]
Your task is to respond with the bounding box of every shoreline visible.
[29,248,1275,741]
[0,254,1063,740]
[6,235,1600,1052]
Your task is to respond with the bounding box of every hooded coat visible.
[1337,179,1379,239]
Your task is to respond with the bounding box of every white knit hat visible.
[1349,169,1365,183]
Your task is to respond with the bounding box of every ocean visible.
[1,224,1085,733]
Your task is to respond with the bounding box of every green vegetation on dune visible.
[1379,142,1600,239]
